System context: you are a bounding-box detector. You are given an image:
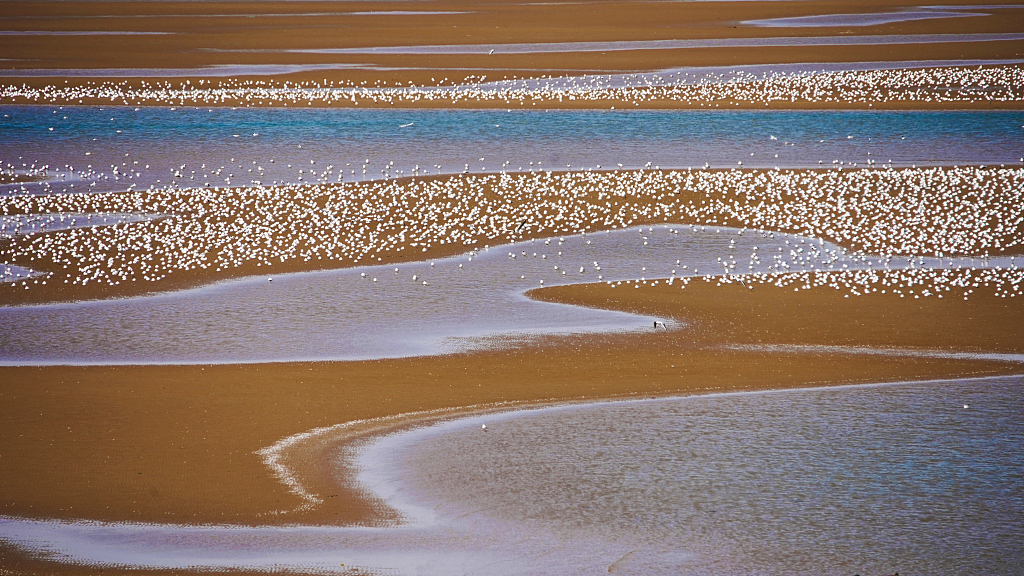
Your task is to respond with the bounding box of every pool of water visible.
[2,376,1021,575]
[0,223,1013,364]
[0,263,42,282]
[362,375,1024,575]
[0,225,834,364]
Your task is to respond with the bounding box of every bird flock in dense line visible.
[1,165,1021,300]
[2,65,1022,108]
[673,261,1024,301]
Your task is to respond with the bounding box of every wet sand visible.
[0,174,45,185]
[1,0,1023,108]
[1,275,1021,524]
[1,271,1022,574]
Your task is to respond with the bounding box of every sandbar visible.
[1,268,1022,574]
[2,1,1024,572]
[2,0,1023,108]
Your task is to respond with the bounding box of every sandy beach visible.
[2,0,1024,573]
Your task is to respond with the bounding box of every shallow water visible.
[0,225,848,364]
[0,263,41,282]
[365,375,1024,575]
[0,63,376,78]
[289,33,1024,54]
[2,224,1009,365]
[4,107,1023,196]
[0,212,160,238]
[744,10,989,27]
[2,376,1021,575]
[0,31,171,36]
[4,58,1021,82]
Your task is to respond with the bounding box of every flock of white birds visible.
[2,164,1021,301]
[2,65,1022,108]
[2,63,1022,303]
[684,264,1024,301]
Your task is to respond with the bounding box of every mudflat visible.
[1,0,1023,108]
[2,1,1023,573]
[1,275,1020,533]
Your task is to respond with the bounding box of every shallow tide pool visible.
[3,376,1021,575]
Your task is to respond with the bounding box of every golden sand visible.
[3,212,1023,572]
[4,0,1021,71]
[3,165,1021,546]
[1,0,1023,108]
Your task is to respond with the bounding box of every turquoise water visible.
[3,107,1023,194]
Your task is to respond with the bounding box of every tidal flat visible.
[2,1,1024,574]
